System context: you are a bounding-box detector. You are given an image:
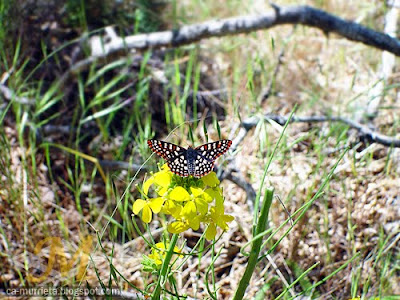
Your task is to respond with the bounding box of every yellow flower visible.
[169,186,191,202]
[181,187,210,218]
[148,242,182,266]
[168,220,190,234]
[143,164,172,196]
[201,172,220,187]
[134,163,234,238]
[132,197,164,223]
[162,200,183,219]
[205,206,234,240]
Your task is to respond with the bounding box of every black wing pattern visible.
[148,139,232,178]
[193,139,232,177]
[193,156,215,178]
[147,139,189,177]
[195,140,232,161]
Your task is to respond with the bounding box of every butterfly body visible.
[185,147,197,176]
[147,139,232,178]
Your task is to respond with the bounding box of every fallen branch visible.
[242,114,400,148]
[60,4,400,88]
[84,4,400,62]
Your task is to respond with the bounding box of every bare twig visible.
[95,5,400,55]
[242,114,400,147]
[61,4,400,83]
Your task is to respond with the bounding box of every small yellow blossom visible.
[147,242,182,266]
[132,197,164,223]
[169,186,190,202]
[205,206,234,240]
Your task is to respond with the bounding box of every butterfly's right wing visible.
[147,140,189,177]
[193,139,232,178]
[147,140,184,160]
[195,140,232,162]
[193,156,215,178]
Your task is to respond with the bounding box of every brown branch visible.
[62,4,400,84]
[92,5,400,56]
[242,114,400,148]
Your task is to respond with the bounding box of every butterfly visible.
[147,139,232,178]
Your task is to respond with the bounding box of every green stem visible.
[152,234,179,300]
[233,189,273,300]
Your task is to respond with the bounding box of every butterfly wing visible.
[195,140,232,161]
[193,139,232,178]
[147,140,189,177]
[193,156,215,178]
[147,140,185,160]
[167,153,189,177]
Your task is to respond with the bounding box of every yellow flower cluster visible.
[133,164,234,240]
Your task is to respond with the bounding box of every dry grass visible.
[1,0,399,299]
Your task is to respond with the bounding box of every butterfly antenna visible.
[275,195,294,226]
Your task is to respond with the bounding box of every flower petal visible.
[149,197,165,213]
[133,199,146,214]
[142,205,152,223]
[223,214,235,223]
[182,201,196,218]
[156,186,168,196]
[143,176,155,195]
[188,216,200,230]
[170,186,191,202]
[195,198,208,215]
[216,219,229,231]
[190,187,203,197]
[168,221,189,234]
[154,242,166,251]
[201,172,220,187]
[162,200,182,218]
[205,223,217,240]
[154,172,171,188]
[202,191,213,203]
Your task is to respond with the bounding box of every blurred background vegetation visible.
[0,0,399,299]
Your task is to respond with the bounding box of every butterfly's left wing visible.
[195,140,232,162]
